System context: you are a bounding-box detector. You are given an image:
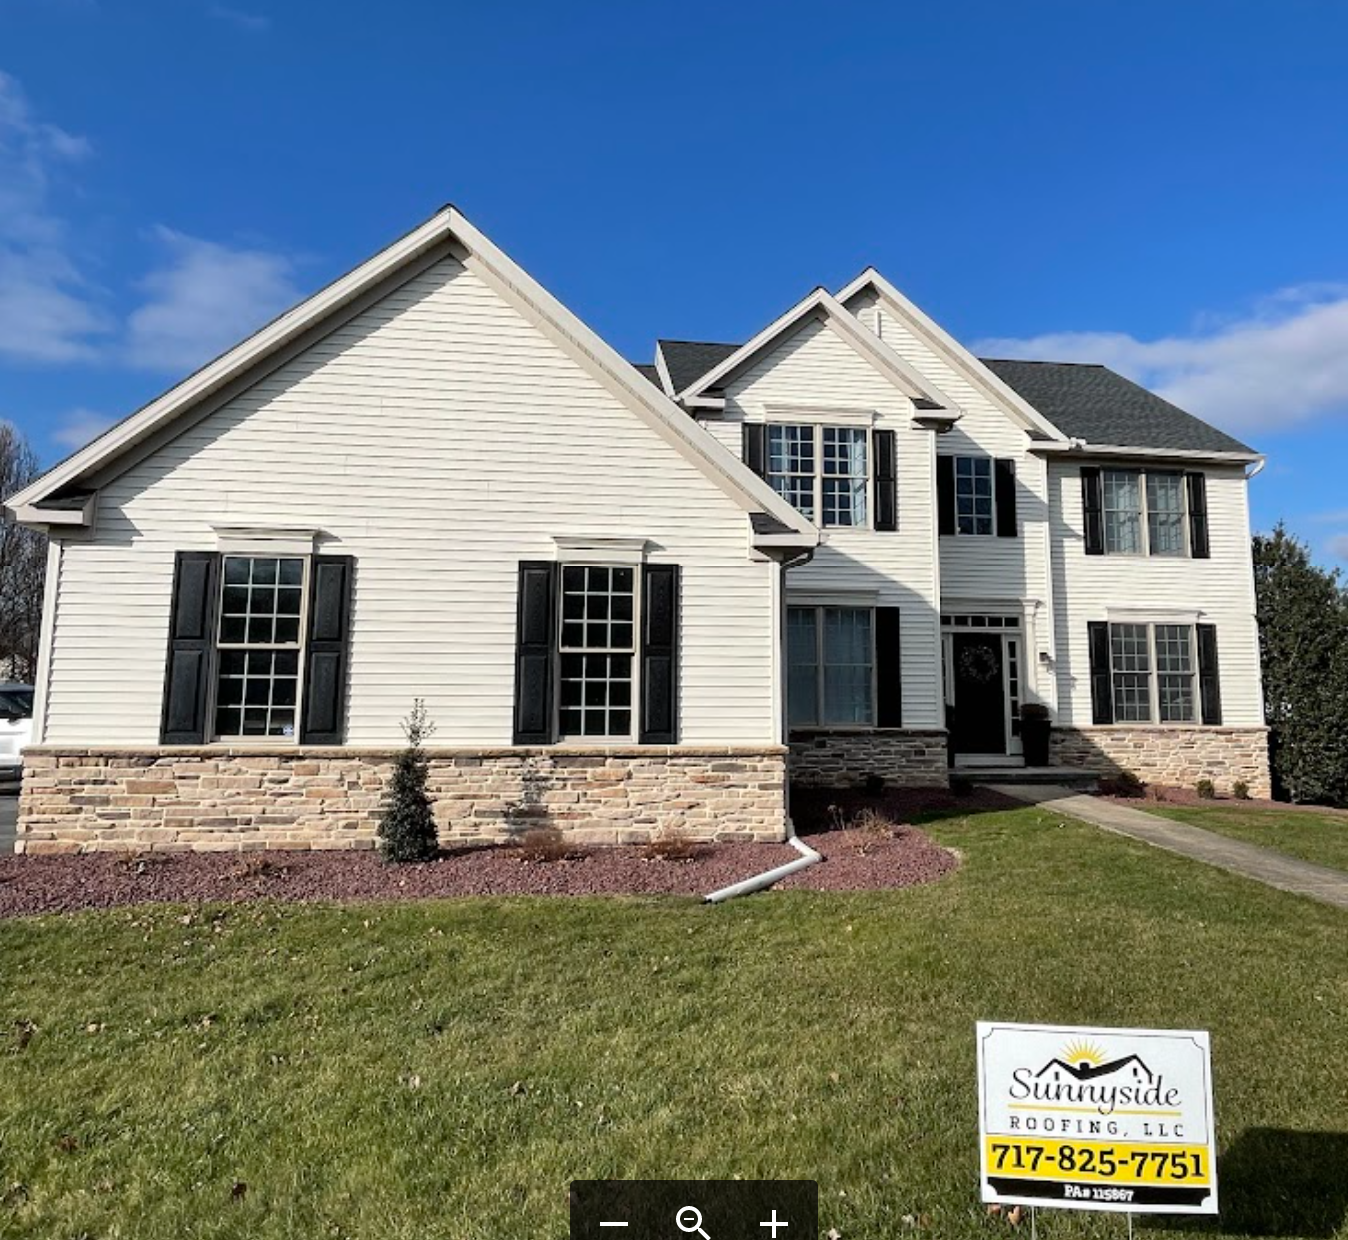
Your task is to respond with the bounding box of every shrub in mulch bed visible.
[0,827,958,917]
[788,783,1021,835]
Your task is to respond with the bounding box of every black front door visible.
[950,633,1006,755]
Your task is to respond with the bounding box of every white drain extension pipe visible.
[704,829,822,903]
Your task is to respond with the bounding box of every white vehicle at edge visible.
[0,683,34,776]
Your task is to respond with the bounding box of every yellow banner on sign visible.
[983,1138,1212,1186]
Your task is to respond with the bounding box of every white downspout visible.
[705,546,823,902]
[704,831,822,903]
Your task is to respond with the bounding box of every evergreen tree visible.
[377,700,440,862]
[1253,525,1348,805]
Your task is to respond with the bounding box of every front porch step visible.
[957,766,1099,790]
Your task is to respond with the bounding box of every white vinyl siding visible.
[852,291,1057,712]
[709,314,944,729]
[1050,461,1263,727]
[41,257,777,747]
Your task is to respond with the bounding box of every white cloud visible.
[208,4,271,32]
[125,227,300,372]
[974,285,1348,435]
[0,70,111,363]
[1327,534,1348,564]
[51,407,115,451]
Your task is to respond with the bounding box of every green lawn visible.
[1,806,1346,1240]
[1147,804,1348,873]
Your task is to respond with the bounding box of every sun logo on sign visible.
[1060,1039,1107,1069]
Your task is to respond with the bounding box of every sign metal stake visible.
[1030,1205,1037,1240]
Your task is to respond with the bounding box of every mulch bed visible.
[0,824,961,918]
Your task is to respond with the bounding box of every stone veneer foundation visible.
[788,730,950,789]
[17,746,788,854]
[1050,726,1272,798]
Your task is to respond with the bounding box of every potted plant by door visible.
[1019,703,1052,767]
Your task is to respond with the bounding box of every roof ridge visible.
[978,357,1107,369]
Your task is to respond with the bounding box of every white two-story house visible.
[6,207,1270,854]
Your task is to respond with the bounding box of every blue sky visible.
[3,0,1348,563]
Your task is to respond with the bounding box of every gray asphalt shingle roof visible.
[650,340,1255,456]
[980,359,1255,455]
[657,340,740,394]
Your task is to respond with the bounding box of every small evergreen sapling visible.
[378,700,439,863]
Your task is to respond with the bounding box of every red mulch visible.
[0,826,961,918]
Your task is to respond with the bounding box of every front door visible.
[950,632,1007,755]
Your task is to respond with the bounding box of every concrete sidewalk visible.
[992,785,1348,911]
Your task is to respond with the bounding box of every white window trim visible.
[209,553,311,745]
[950,454,997,537]
[1108,621,1199,726]
[554,562,641,745]
[766,422,873,530]
[762,404,878,427]
[1100,468,1191,559]
[211,525,320,557]
[551,535,649,566]
[787,603,878,730]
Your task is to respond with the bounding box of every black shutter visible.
[1088,621,1114,724]
[936,455,955,536]
[995,458,1018,537]
[1081,467,1105,555]
[876,607,903,727]
[160,551,220,744]
[1187,472,1210,559]
[513,561,557,744]
[742,423,767,479]
[1197,624,1222,725]
[640,564,679,743]
[300,555,355,745]
[873,429,898,532]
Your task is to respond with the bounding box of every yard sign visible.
[976,1021,1217,1215]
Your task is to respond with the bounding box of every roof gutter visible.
[1028,441,1263,466]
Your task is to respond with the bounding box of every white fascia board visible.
[7,204,816,546]
[7,208,459,513]
[837,268,1068,443]
[1030,441,1264,466]
[677,287,962,413]
[652,345,677,396]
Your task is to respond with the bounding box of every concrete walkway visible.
[991,785,1348,911]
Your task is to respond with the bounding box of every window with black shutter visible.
[161,550,354,745]
[513,560,681,745]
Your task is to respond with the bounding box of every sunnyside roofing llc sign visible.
[976,1022,1217,1215]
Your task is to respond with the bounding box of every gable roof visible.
[982,359,1257,456]
[657,340,739,394]
[836,269,1066,441]
[676,286,963,413]
[632,362,664,389]
[8,206,818,546]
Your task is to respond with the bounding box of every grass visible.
[0,805,1345,1240]
[1146,804,1348,873]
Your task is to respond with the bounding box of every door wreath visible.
[958,644,1000,684]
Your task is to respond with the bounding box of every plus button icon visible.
[760,1209,789,1237]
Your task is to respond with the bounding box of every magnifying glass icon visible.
[676,1205,711,1239]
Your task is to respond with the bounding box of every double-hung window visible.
[1109,622,1197,723]
[787,606,875,726]
[954,456,994,535]
[557,565,636,740]
[1102,469,1187,556]
[767,424,868,527]
[214,555,307,739]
